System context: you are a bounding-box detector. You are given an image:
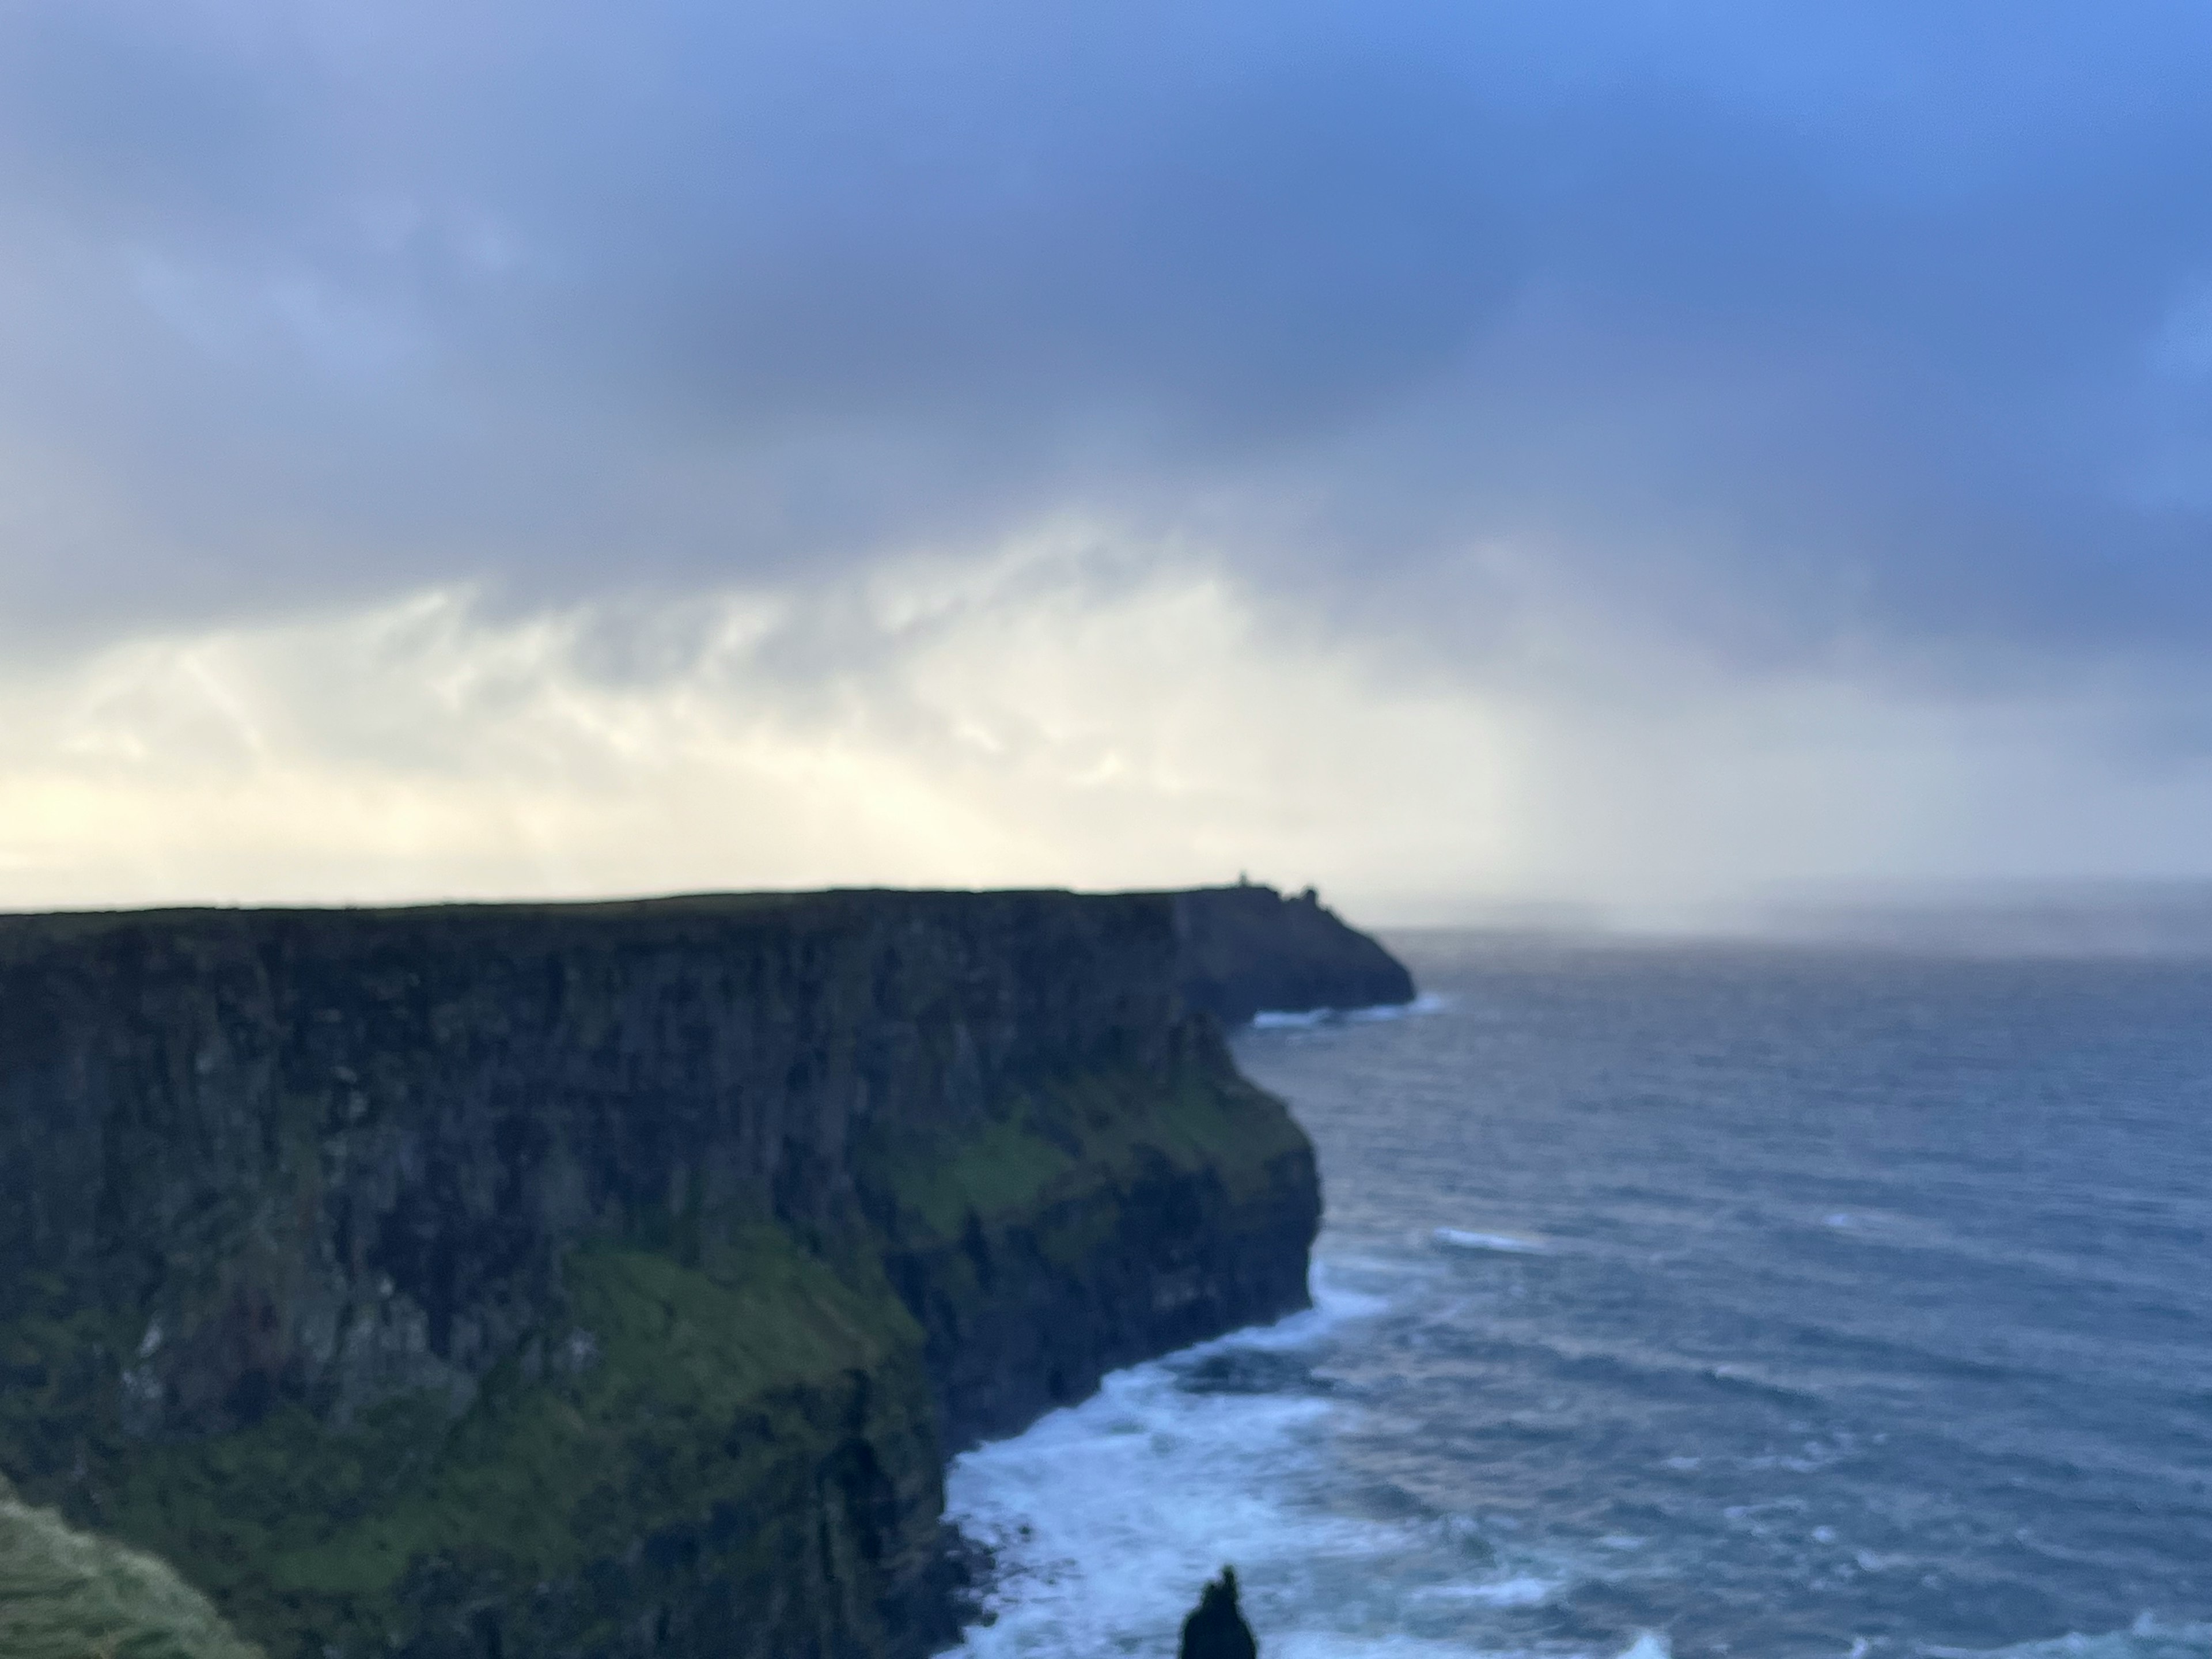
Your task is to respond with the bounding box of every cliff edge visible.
[0,890,1320,1659]
[1,1470,263,1659]
[1173,884,1416,1024]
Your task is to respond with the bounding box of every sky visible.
[1,1,2210,922]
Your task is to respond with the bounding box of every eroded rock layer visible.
[0,891,1321,1659]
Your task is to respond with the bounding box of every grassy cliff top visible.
[0,1472,263,1659]
[0,887,1181,978]
[0,885,1104,928]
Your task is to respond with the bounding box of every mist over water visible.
[948,931,2212,1659]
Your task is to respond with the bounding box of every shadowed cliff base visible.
[0,888,1321,1659]
[1171,884,1416,1025]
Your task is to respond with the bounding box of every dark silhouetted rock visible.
[1180,1566,1259,1659]
[1173,883,1415,1024]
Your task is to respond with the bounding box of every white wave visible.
[1252,1007,1336,1029]
[946,1264,1588,1659]
[1249,993,1448,1030]
[1432,1227,1547,1254]
[1215,1266,1389,1349]
[1266,1636,1503,1658]
[1414,1574,1561,1608]
[1347,993,1449,1022]
[1930,1616,2212,1659]
[1153,1260,1391,1362]
[945,1354,1362,1656]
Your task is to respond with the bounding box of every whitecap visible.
[1433,1227,1547,1254]
[948,1357,1354,1657]
[1179,1262,1388,1358]
[1266,1635,1499,1659]
[1927,1616,2212,1659]
[1252,1007,1336,1029]
[947,1278,1396,1657]
[1347,993,1449,1022]
[1250,994,1448,1030]
[1415,1574,1561,1608]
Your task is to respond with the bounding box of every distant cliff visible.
[1173,884,1416,1024]
[0,891,1320,1659]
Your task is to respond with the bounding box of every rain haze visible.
[5,1,2212,922]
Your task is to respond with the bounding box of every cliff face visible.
[0,891,1319,1659]
[1173,885,1416,1024]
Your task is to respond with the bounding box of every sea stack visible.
[1179,1567,1260,1659]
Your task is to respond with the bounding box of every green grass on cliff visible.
[876,1059,1307,1243]
[0,1471,262,1659]
[88,1231,934,1659]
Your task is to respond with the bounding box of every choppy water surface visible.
[948,931,2212,1659]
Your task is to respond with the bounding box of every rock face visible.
[1172,884,1416,1024]
[1179,1567,1259,1659]
[0,891,1321,1659]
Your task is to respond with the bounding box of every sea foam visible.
[1432,1227,1547,1253]
[946,1266,1577,1657]
[1251,994,1448,1031]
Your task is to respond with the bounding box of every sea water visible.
[946,931,2212,1659]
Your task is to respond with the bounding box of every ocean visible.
[945,930,2212,1659]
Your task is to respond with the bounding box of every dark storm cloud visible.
[2,0,2209,677]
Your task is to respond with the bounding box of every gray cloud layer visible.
[3,0,2210,693]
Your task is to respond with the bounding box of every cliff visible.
[1172,885,1415,1024]
[1,1469,262,1659]
[0,890,1320,1659]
